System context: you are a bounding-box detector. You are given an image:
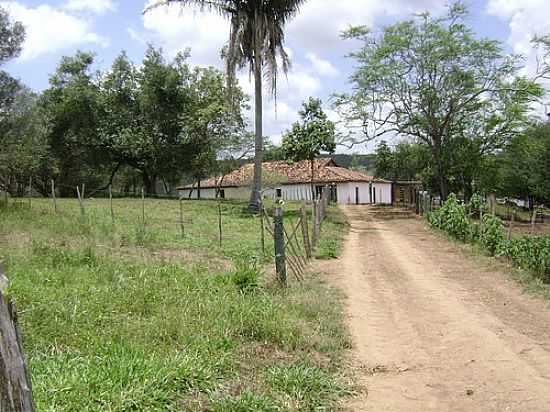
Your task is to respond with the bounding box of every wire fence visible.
[261,187,330,285]
[1,180,334,275]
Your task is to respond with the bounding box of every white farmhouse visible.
[178,158,393,205]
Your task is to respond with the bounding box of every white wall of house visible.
[336,182,392,204]
[179,182,393,204]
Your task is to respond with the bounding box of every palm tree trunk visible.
[249,14,263,212]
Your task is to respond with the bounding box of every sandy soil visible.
[327,205,550,412]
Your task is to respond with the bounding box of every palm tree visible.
[146,0,306,211]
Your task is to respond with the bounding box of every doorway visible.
[355,187,359,204]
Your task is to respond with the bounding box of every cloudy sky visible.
[2,0,548,152]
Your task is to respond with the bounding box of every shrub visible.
[428,194,550,283]
[503,236,550,282]
[428,193,470,241]
[479,214,506,256]
[466,192,487,217]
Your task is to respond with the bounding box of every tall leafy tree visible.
[499,122,550,205]
[0,6,24,122]
[0,88,52,196]
[41,52,105,196]
[282,97,336,199]
[146,0,307,210]
[0,5,25,193]
[99,47,247,195]
[335,2,542,200]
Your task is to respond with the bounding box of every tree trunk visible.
[432,139,448,201]
[197,179,201,200]
[310,159,315,201]
[142,172,157,195]
[249,12,263,212]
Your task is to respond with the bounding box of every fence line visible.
[2,185,336,286]
[262,186,332,285]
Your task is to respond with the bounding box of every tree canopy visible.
[148,0,307,210]
[282,97,336,197]
[335,2,543,200]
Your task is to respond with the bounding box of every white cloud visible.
[65,0,116,15]
[1,2,108,61]
[486,0,549,60]
[141,0,228,66]
[288,0,445,53]
[138,0,445,147]
[306,53,339,77]
[486,0,550,111]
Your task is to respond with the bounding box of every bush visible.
[466,193,487,217]
[502,236,550,282]
[479,214,506,256]
[429,195,550,283]
[428,193,470,241]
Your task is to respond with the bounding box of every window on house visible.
[276,188,282,198]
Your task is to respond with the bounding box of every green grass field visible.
[0,198,351,411]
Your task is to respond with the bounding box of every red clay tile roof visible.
[180,158,390,189]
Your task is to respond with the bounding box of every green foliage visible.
[374,140,430,182]
[428,194,469,241]
[335,2,542,199]
[228,257,261,294]
[466,193,487,217]
[430,195,550,282]
[498,122,550,204]
[0,198,351,410]
[502,236,550,282]
[282,97,336,164]
[265,363,350,409]
[479,214,506,256]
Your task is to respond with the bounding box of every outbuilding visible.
[178,158,393,205]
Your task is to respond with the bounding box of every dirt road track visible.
[329,206,550,411]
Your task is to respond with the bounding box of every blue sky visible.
[2,0,548,152]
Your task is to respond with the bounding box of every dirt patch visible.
[324,205,550,411]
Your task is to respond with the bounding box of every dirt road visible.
[330,206,550,411]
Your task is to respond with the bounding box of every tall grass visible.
[0,198,350,411]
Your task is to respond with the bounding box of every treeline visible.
[335,3,550,205]
[0,14,251,197]
[374,121,550,206]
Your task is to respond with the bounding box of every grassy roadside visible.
[0,198,351,411]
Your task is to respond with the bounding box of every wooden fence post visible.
[76,185,85,217]
[218,201,222,248]
[508,209,516,240]
[312,200,319,249]
[489,193,496,215]
[300,205,312,260]
[141,188,146,229]
[0,264,36,412]
[273,206,287,286]
[179,197,185,238]
[259,203,265,256]
[109,185,114,225]
[27,176,32,209]
[51,180,57,213]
